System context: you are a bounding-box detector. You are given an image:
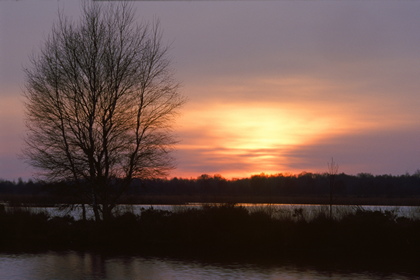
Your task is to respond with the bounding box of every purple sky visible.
[1,1,420,181]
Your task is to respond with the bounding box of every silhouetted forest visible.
[1,172,420,205]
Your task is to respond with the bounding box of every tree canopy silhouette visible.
[23,2,185,221]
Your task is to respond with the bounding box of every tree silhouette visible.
[23,2,185,221]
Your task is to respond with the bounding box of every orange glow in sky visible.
[173,97,391,179]
[170,65,420,179]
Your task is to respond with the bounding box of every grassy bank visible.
[1,204,419,264]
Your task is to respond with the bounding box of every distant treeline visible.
[1,172,420,205]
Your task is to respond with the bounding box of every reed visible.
[0,204,419,264]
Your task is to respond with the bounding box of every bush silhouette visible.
[0,205,419,263]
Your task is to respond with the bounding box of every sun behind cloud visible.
[175,101,361,178]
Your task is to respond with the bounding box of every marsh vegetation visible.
[1,203,419,267]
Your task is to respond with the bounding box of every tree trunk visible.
[81,203,87,221]
[329,175,334,219]
[92,194,101,221]
[102,204,113,222]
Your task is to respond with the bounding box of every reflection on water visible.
[17,203,420,221]
[0,251,418,280]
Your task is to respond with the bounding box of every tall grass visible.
[0,204,419,264]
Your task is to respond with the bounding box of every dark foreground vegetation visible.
[1,204,419,267]
[2,172,420,206]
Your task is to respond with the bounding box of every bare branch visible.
[23,2,185,221]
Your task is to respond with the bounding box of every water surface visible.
[0,251,418,280]
[20,203,420,221]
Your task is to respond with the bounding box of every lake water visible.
[0,251,418,280]
[19,203,420,221]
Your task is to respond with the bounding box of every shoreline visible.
[2,195,420,207]
[1,204,419,267]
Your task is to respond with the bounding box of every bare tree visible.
[23,2,185,221]
[327,157,339,219]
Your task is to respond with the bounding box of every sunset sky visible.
[1,1,420,181]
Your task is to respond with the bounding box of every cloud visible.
[173,125,420,178]
[280,127,420,175]
[2,1,420,180]
[173,96,420,178]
